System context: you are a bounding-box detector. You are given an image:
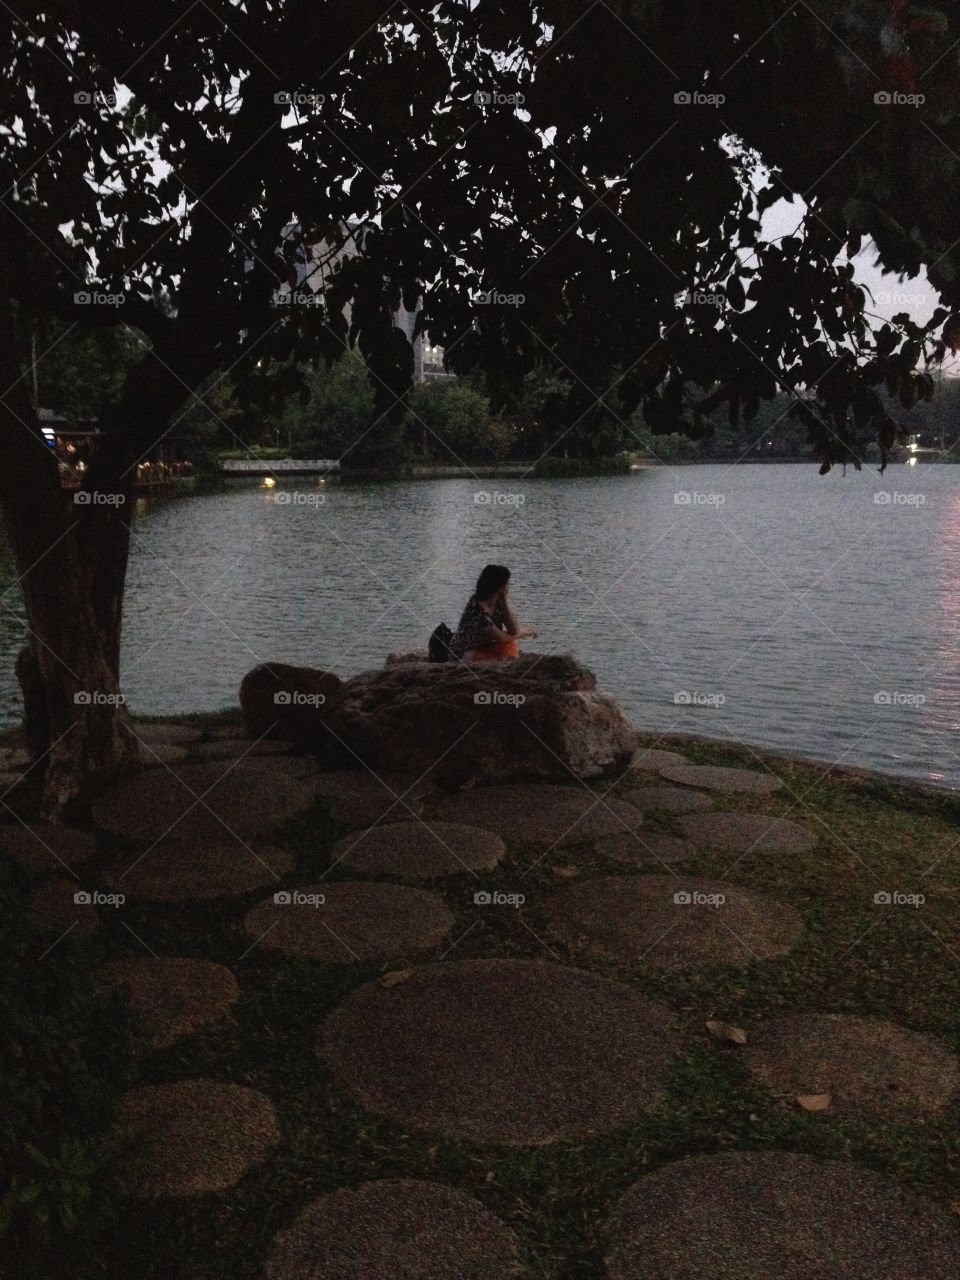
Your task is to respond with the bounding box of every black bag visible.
[428,622,454,662]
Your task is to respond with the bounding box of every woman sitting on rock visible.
[451,564,537,662]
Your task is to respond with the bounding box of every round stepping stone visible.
[679,811,816,854]
[140,744,188,767]
[431,785,642,847]
[621,785,713,814]
[119,1080,278,1197]
[92,761,319,841]
[313,771,434,826]
[252,754,325,781]
[128,722,204,747]
[595,832,699,866]
[606,1151,960,1279]
[190,738,296,762]
[29,878,101,937]
[745,1013,960,1119]
[659,763,782,794]
[629,747,689,771]
[331,821,505,879]
[329,792,426,828]
[545,875,802,971]
[244,881,453,963]
[101,957,239,1048]
[106,840,292,901]
[0,821,97,875]
[321,959,679,1144]
[264,1178,523,1280]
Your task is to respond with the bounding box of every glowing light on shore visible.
[261,476,277,489]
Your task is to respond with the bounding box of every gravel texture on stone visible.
[629,747,690,771]
[0,821,97,875]
[430,784,642,847]
[244,881,454,963]
[679,811,817,854]
[93,761,319,841]
[321,959,679,1144]
[264,1179,523,1280]
[658,763,783,794]
[745,1013,960,1118]
[330,820,505,879]
[106,840,292,901]
[119,1079,279,1197]
[621,785,714,814]
[594,832,700,866]
[544,874,803,971]
[606,1151,960,1279]
[101,957,239,1048]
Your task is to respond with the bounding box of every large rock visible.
[239,662,344,752]
[326,653,638,785]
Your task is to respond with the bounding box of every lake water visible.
[1,462,959,789]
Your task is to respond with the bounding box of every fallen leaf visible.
[380,968,414,987]
[706,1019,747,1045]
[551,865,580,879]
[796,1093,831,1112]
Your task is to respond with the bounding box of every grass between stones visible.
[13,719,960,1279]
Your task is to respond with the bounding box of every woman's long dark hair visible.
[475,564,510,600]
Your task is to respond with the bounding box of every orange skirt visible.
[469,638,520,662]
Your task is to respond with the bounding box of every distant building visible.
[271,220,452,384]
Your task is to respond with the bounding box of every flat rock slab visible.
[107,841,292,901]
[93,761,319,842]
[629,748,690,771]
[331,821,505,879]
[0,821,98,876]
[128,723,205,747]
[545,875,803,971]
[621,785,713,814]
[431,785,642,847]
[244,881,454,963]
[140,744,189,768]
[189,738,296,762]
[659,764,783,794]
[595,832,700,866]
[255,756,326,781]
[101,957,239,1048]
[679,811,817,854]
[312,770,434,827]
[119,1079,278,1197]
[30,878,102,937]
[745,1013,960,1119]
[264,1179,523,1280]
[321,959,679,1145]
[606,1151,960,1279]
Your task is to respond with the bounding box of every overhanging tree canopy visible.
[2,0,958,809]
